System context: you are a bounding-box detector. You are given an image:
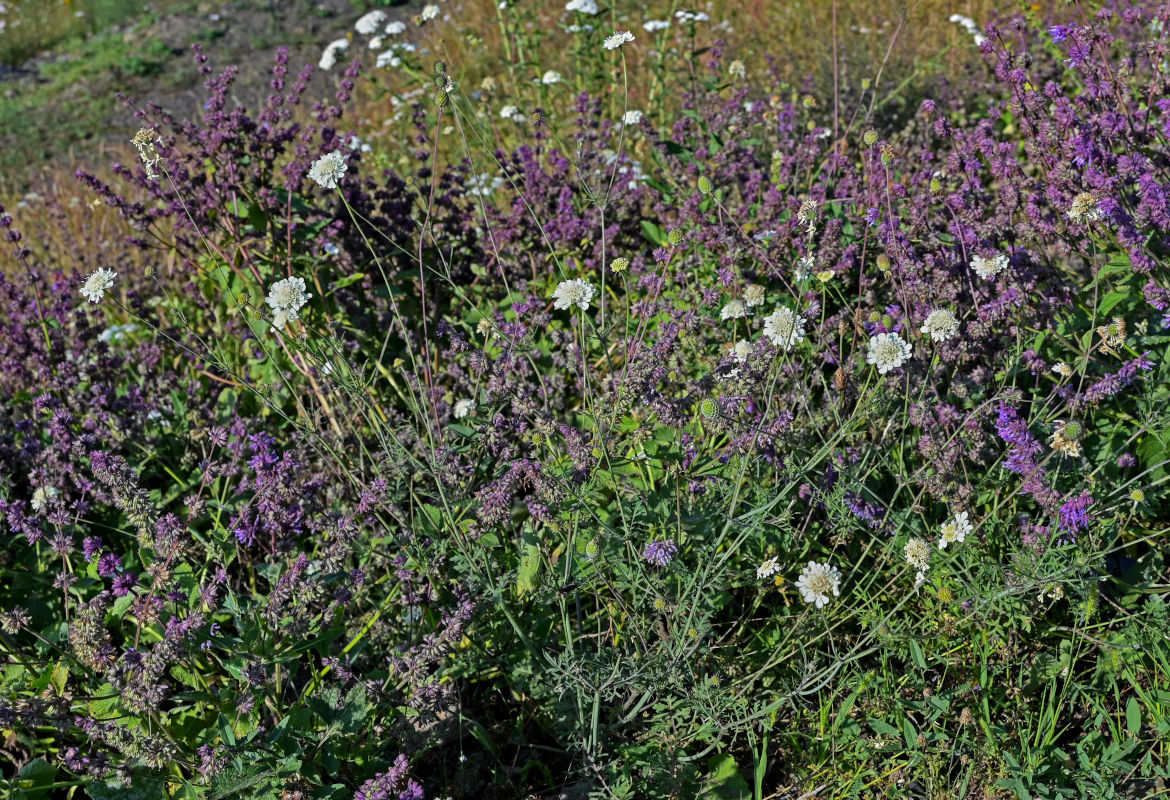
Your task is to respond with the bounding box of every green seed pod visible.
[531,432,544,446]
[434,61,447,75]
[876,254,892,272]
[880,144,894,166]
[667,228,684,246]
[863,129,879,146]
[1061,421,1082,440]
[434,90,449,107]
[930,177,943,194]
[700,398,718,419]
[868,311,881,323]
[881,314,894,328]
[1131,488,1145,503]
[585,539,600,560]
[698,175,712,194]
[610,257,630,273]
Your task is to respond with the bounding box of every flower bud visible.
[698,175,712,194]
[610,257,629,273]
[863,129,879,146]
[667,228,684,246]
[700,399,717,418]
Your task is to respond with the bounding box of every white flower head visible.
[913,570,928,590]
[541,69,562,85]
[866,332,912,373]
[731,339,752,363]
[266,276,312,329]
[318,38,349,71]
[80,267,117,304]
[31,486,59,513]
[1052,361,1073,378]
[762,306,806,351]
[376,50,402,68]
[385,20,407,35]
[743,284,765,308]
[920,309,959,343]
[756,557,780,580]
[603,30,635,50]
[720,299,747,321]
[970,252,1009,280]
[553,279,595,311]
[643,19,671,32]
[938,510,972,550]
[903,537,931,570]
[453,398,476,419]
[565,0,599,14]
[308,150,348,189]
[354,10,387,34]
[675,9,710,23]
[794,255,814,282]
[420,4,440,21]
[499,104,522,121]
[623,109,643,126]
[795,560,842,608]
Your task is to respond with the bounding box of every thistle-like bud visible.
[698,175,712,194]
[610,257,630,273]
[930,176,943,194]
[667,228,684,246]
[863,129,879,146]
[876,254,891,272]
[434,90,449,107]
[434,60,447,75]
[700,399,717,419]
[880,144,895,166]
[1130,489,1145,503]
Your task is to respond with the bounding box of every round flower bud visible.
[880,144,894,166]
[700,398,718,419]
[434,90,449,107]
[434,60,447,75]
[585,539,600,560]
[1061,421,1082,440]
[881,314,894,328]
[698,175,712,194]
[863,129,879,146]
[610,257,629,273]
[930,177,943,194]
[1130,489,1145,503]
[876,254,891,272]
[531,432,545,446]
[868,311,881,323]
[936,587,954,603]
[667,228,684,246]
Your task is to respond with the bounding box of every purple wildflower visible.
[642,540,678,567]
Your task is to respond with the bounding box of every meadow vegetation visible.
[1,1,1169,799]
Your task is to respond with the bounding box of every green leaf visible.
[330,272,366,291]
[50,662,68,696]
[1097,290,1129,318]
[703,753,750,799]
[1125,696,1142,737]
[516,532,542,598]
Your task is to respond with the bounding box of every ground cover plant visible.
[2,1,1170,798]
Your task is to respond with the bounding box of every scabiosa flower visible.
[1050,421,1083,457]
[731,339,752,363]
[1052,361,1073,378]
[757,557,780,579]
[420,4,440,21]
[266,276,312,329]
[385,20,407,34]
[80,267,117,303]
[920,309,959,342]
[30,486,59,513]
[453,398,476,419]
[318,38,349,70]
[307,150,348,189]
[552,279,594,311]
[970,253,1009,280]
[643,19,670,31]
[938,511,972,550]
[903,537,931,570]
[541,70,562,84]
[795,561,842,608]
[622,109,643,125]
[1067,191,1103,222]
[642,539,678,567]
[720,299,747,320]
[866,332,912,373]
[762,307,806,351]
[499,104,522,121]
[603,31,635,50]
[743,284,765,308]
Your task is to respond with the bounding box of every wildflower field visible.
[3,0,1170,798]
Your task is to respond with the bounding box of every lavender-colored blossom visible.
[642,540,678,567]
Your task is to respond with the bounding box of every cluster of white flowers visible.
[949,13,986,45]
[385,20,407,35]
[866,332,912,373]
[730,339,752,363]
[465,173,505,197]
[762,307,806,351]
[420,4,440,21]
[553,279,595,311]
[80,267,117,304]
[266,276,312,330]
[308,150,348,189]
[796,561,842,608]
[920,308,959,342]
[98,323,138,344]
[354,9,387,34]
[743,284,765,308]
[541,70,563,85]
[318,38,349,71]
[1052,361,1073,378]
[453,398,476,419]
[643,19,671,32]
[938,510,972,550]
[904,537,931,570]
[30,486,59,514]
[622,109,643,126]
[499,104,524,121]
[756,557,780,580]
[565,0,599,14]
[603,30,635,50]
[970,252,1009,280]
[675,9,710,23]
